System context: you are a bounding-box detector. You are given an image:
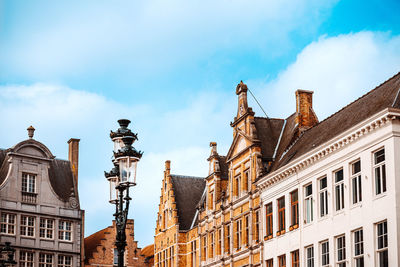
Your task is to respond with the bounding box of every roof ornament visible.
[27,126,35,139]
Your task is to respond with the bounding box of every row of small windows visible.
[18,251,72,267]
[155,246,174,267]
[0,213,73,241]
[265,149,386,238]
[265,221,388,267]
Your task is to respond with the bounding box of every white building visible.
[0,127,84,267]
[256,72,400,267]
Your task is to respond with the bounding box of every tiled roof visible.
[218,155,229,180]
[254,117,285,160]
[0,149,10,186]
[271,71,400,171]
[140,244,154,259]
[84,227,109,264]
[170,175,205,231]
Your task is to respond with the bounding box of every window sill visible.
[373,192,387,201]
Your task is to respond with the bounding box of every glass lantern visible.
[112,137,124,153]
[109,177,118,203]
[118,156,138,185]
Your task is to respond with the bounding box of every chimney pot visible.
[295,89,318,132]
[68,138,80,183]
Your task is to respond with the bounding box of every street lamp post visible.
[0,242,17,267]
[105,119,143,267]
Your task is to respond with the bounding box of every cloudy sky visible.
[1,0,399,247]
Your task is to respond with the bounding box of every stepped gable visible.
[271,71,400,172]
[170,175,205,231]
[254,117,285,160]
[0,149,10,185]
[48,159,77,202]
[84,227,109,264]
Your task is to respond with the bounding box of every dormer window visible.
[21,173,37,204]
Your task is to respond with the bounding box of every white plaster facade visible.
[257,108,400,267]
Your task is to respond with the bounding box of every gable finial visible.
[27,126,35,139]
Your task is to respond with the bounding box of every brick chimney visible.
[68,138,80,183]
[295,90,318,132]
[165,160,171,176]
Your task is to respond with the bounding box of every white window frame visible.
[334,169,345,211]
[40,218,54,239]
[319,177,328,218]
[335,235,346,267]
[373,148,386,195]
[235,219,242,250]
[22,173,36,193]
[320,240,329,266]
[191,240,197,266]
[305,245,314,267]
[210,231,215,259]
[353,228,364,267]
[350,160,362,205]
[20,215,35,237]
[304,183,313,224]
[375,220,388,267]
[57,255,72,267]
[39,253,53,267]
[59,221,72,241]
[20,251,34,267]
[1,213,16,235]
[254,209,260,242]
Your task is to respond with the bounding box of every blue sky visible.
[1,0,400,247]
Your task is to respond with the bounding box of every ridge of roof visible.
[311,71,400,130]
[254,116,284,121]
[170,174,204,179]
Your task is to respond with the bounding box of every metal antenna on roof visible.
[248,88,269,119]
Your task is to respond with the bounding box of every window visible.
[291,250,299,267]
[59,221,72,241]
[39,253,53,267]
[20,251,34,267]
[58,255,72,267]
[306,246,314,267]
[353,229,364,267]
[235,219,242,249]
[336,235,346,267]
[304,184,313,224]
[278,254,286,267]
[266,259,273,267]
[113,248,118,265]
[244,215,250,246]
[191,241,197,266]
[319,177,328,217]
[22,173,36,193]
[351,160,362,204]
[217,228,222,255]
[20,216,35,237]
[170,246,174,267]
[1,213,16,235]
[266,203,273,238]
[210,232,214,258]
[202,235,207,261]
[334,169,345,211]
[208,190,214,210]
[254,209,260,241]
[225,224,231,253]
[234,174,241,197]
[244,170,250,192]
[277,197,285,234]
[321,240,329,266]
[40,218,54,239]
[374,149,386,195]
[290,190,299,228]
[376,221,388,267]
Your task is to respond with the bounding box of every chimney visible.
[165,160,171,176]
[236,81,249,118]
[68,138,80,183]
[295,89,318,132]
[209,142,217,157]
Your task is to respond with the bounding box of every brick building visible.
[84,219,153,267]
[154,72,400,267]
[0,127,84,267]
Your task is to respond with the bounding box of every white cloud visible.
[0,0,337,78]
[250,32,400,120]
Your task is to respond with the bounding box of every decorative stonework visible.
[257,111,399,190]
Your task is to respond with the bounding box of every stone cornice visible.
[257,108,400,191]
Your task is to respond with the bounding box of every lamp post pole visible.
[105,120,143,267]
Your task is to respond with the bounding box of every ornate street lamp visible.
[0,242,17,267]
[105,119,143,267]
